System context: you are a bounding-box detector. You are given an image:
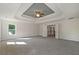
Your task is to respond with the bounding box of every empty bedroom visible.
[0,3,79,55]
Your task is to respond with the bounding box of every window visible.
[8,24,15,35]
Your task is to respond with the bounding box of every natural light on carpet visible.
[7,42,15,45]
[7,42,27,45]
[18,38,32,40]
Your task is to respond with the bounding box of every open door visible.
[47,25,55,38]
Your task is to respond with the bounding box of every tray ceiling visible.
[22,3,55,18]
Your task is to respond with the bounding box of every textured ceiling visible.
[22,3,54,18]
[0,3,79,22]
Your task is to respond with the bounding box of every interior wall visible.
[39,23,59,39]
[59,18,79,41]
[1,18,39,40]
[0,20,1,41]
[1,17,79,41]
[39,18,79,41]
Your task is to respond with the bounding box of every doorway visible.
[47,25,55,38]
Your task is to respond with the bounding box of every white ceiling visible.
[0,3,79,23]
[56,3,79,18]
[0,3,21,18]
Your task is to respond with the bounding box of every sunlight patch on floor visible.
[16,42,27,45]
[7,42,27,45]
[18,38,32,40]
[7,42,15,45]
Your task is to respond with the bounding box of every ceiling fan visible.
[34,10,44,18]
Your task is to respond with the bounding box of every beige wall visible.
[39,23,59,39]
[1,17,79,42]
[59,18,79,41]
[0,20,1,40]
[1,18,39,40]
[39,18,79,41]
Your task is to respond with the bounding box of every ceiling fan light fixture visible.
[35,10,44,18]
[36,13,40,17]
